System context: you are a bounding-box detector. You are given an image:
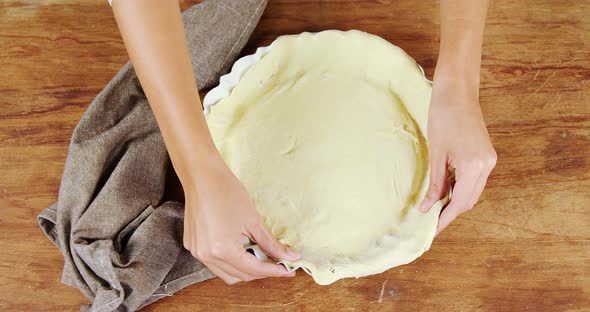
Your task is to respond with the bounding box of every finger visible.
[466,170,492,212]
[231,249,295,279]
[419,152,448,213]
[206,262,240,285]
[182,224,189,251]
[182,212,191,251]
[248,222,300,262]
[206,240,257,283]
[215,259,257,283]
[436,169,480,235]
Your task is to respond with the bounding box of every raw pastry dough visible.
[206,30,444,285]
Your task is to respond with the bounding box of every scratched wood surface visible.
[1,0,589,311]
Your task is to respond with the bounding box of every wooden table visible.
[1,0,589,310]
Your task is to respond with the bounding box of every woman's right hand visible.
[113,0,297,285]
[182,158,300,284]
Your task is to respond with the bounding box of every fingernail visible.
[286,248,300,261]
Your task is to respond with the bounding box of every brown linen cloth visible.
[37,0,268,311]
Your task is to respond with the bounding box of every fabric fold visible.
[37,1,268,311]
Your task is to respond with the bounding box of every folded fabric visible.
[37,1,268,311]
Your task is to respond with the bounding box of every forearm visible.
[112,0,222,188]
[437,0,489,90]
[422,1,496,233]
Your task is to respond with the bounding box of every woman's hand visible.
[113,0,296,284]
[419,72,497,235]
[420,0,494,235]
[183,158,299,284]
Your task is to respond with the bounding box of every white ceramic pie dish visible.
[203,30,448,284]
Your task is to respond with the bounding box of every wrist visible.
[433,56,481,101]
[436,34,483,87]
[171,142,227,192]
[435,55,481,83]
[431,68,481,110]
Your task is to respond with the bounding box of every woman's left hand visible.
[418,70,497,235]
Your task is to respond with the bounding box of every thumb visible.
[419,153,448,213]
[248,222,300,262]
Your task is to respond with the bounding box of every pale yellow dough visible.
[206,30,444,285]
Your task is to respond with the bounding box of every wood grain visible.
[1,0,589,311]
